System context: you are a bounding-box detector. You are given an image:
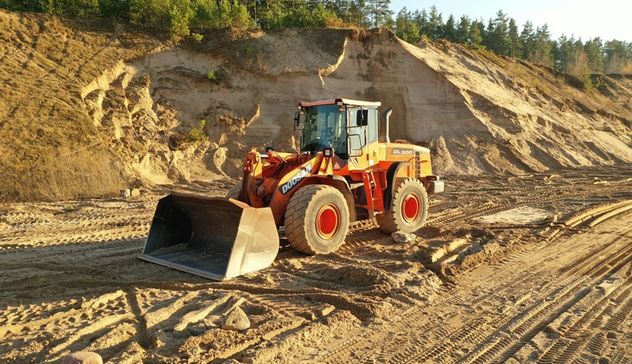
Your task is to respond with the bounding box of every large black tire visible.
[377,178,428,234]
[285,185,350,255]
[225,182,242,200]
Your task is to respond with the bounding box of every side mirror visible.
[356,109,368,126]
[294,111,301,130]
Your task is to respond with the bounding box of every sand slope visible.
[1,11,631,201]
[62,27,632,182]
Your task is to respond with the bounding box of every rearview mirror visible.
[294,111,301,130]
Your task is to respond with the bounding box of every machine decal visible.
[391,148,414,156]
[280,163,313,194]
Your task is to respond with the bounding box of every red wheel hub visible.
[316,204,340,239]
[402,194,420,222]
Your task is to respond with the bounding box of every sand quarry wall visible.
[1,10,631,200]
[88,28,632,184]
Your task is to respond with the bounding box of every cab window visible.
[347,107,366,155]
[367,108,378,143]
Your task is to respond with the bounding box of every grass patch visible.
[207,70,218,81]
[0,147,126,202]
[187,119,207,142]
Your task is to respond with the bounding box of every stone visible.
[60,352,103,364]
[130,188,141,197]
[391,231,416,244]
[423,246,447,263]
[309,304,336,320]
[222,306,250,331]
[445,238,468,253]
[187,322,208,336]
[120,189,131,198]
[321,304,335,316]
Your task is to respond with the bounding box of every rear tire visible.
[377,178,428,234]
[285,185,350,255]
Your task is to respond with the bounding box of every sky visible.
[390,0,632,41]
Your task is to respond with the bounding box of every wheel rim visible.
[402,193,420,223]
[316,204,340,239]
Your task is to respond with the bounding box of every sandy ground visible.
[1,167,631,363]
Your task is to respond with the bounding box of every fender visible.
[268,174,356,225]
[382,161,409,212]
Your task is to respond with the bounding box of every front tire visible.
[377,178,428,234]
[285,185,350,255]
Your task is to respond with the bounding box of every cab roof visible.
[298,98,381,108]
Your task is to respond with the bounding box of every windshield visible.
[301,105,347,157]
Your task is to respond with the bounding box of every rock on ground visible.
[60,352,103,364]
[391,231,417,244]
[222,306,250,331]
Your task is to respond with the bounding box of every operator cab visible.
[295,98,382,159]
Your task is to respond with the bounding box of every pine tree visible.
[507,18,521,58]
[584,38,604,73]
[395,7,420,43]
[414,9,428,39]
[533,24,554,67]
[485,10,510,56]
[604,40,632,73]
[427,5,443,40]
[484,19,494,48]
[555,34,572,72]
[520,21,535,60]
[469,20,484,49]
[443,14,457,42]
[365,0,392,27]
[456,15,470,44]
[347,0,366,27]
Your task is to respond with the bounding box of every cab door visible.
[347,107,379,170]
[365,107,380,166]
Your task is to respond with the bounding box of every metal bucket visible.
[139,194,279,280]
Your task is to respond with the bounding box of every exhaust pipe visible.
[383,108,392,143]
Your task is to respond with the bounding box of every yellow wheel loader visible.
[139,99,444,280]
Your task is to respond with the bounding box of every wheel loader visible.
[139,98,444,280]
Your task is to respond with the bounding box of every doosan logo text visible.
[280,164,313,194]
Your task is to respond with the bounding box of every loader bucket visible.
[139,194,279,280]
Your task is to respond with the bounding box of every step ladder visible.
[358,169,385,219]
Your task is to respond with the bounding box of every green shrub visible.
[168,0,194,36]
[190,32,204,42]
[187,119,207,142]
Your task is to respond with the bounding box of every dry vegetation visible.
[0,10,163,201]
